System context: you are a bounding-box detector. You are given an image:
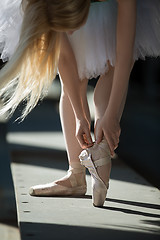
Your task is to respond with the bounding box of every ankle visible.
[84,140,111,186]
[69,161,86,174]
[74,172,86,187]
[68,162,86,187]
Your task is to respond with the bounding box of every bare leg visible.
[29,78,91,196]
[56,78,91,187]
[93,64,114,185]
[59,78,90,164]
[93,63,129,185]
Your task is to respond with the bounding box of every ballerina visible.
[0,0,160,207]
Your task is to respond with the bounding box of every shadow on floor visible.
[19,221,160,240]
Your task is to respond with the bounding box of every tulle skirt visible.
[68,0,160,79]
[0,0,160,79]
[0,0,23,62]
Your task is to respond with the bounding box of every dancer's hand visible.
[76,117,93,149]
[95,115,121,156]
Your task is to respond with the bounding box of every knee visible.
[93,72,114,109]
[60,78,88,104]
[93,89,101,109]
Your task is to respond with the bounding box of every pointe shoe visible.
[29,162,87,197]
[79,139,111,207]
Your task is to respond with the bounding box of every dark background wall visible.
[117,57,160,188]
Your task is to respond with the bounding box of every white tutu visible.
[0,0,160,79]
[68,0,160,79]
[0,0,23,61]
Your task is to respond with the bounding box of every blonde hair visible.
[0,0,90,120]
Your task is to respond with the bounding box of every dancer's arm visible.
[96,0,136,155]
[58,33,93,148]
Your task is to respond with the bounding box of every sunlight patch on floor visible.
[7,132,65,150]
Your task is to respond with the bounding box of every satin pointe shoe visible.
[79,139,111,207]
[29,162,87,197]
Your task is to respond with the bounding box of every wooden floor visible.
[11,150,160,240]
[1,80,160,240]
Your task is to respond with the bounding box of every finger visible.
[76,129,93,149]
[110,132,119,147]
[112,142,119,154]
[77,134,88,149]
[83,134,93,148]
[84,130,93,145]
[104,134,115,157]
[96,129,103,144]
[76,130,87,148]
[109,144,115,157]
[113,136,119,149]
[94,119,99,139]
[114,143,119,150]
[116,131,120,140]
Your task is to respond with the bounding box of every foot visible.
[91,139,111,187]
[79,138,111,207]
[29,162,87,196]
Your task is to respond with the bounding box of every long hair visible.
[0,0,90,120]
